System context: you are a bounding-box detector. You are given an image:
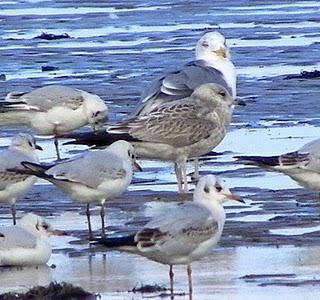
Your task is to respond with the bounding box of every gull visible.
[64,83,239,192]
[0,133,42,225]
[19,140,142,239]
[133,31,236,116]
[0,85,108,159]
[0,213,65,266]
[236,138,320,192]
[97,174,244,298]
[132,31,237,180]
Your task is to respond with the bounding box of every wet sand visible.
[0,0,320,299]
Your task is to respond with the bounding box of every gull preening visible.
[64,83,239,192]
[0,85,108,159]
[236,138,320,192]
[97,175,244,297]
[0,134,42,225]
[0,213,64,266]
[19,140,141,239]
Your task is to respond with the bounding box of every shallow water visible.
[0,0,320,299]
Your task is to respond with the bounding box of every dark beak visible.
[234,99,246,106]
[133,161,143,172]
[35,144,43,151]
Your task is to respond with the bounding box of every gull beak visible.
[214,47,227,58]
[225,193,245,204]
[48,229,68,236]
[35,144,43,151]
[133,161,143,172]
[233,99,246,106]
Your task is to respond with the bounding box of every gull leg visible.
[11,203,16,225]
[174,163,183,192]
[54,136,61,160]
[191,158,200,183]
[187,264,193,299]
[86,204,93,239]
[100,202,106,238]
[181,159,189,193]
[169,265,174,298]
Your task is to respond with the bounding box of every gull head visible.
[192,83,234,110]
[10,133,43,153]
[82,92,108,131]
[17,213,66,237]
[194,174,243,205]
[195,31,230,61]
[107,140,142,172]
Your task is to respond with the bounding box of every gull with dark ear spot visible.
[96,174,244,298]
[18,141,141,239]
[0,213,65,266]
[0,133,42,225]
[0,85,108,160]
[235,138,320,193]
[63,83,237,193]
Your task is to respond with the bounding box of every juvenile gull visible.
[97,175,244,297]
[64,83,238,192]
[132,31,237,180]
[0,213,65,266]
[236,138,320,192]
[20,141,141,239]
[0,133,42,225]
[0,85,108,159]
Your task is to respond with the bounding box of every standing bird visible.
[0,133,42,225]
[19,141,141,239]
[0,213,65,266]
[64,83,239,192]
[0,85,108,159]
[132,31,237,180]
[235,138,320,192]
[97,175,244,298]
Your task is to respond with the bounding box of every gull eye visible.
[219,91,226,97]
[42,222,49,230]
[201,41,209,48]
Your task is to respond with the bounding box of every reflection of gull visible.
[133,31,236,116]
[97,175,244,297]
[64,83,237,192]
[0,265,52,292]
[20,141,141,239]
[0,134,42,225]
[0,85,108,159]
[236,138,320,192]
[0,213,64,266]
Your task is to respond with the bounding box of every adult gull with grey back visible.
[20,140,141,239]
[0,85,108,159]
[97,175,244,297]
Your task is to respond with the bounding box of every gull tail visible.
[63,130,140,148]
[235,155,280,167]
[94,235,137,251]
[20,161,53,179]
[5,91,28,102]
